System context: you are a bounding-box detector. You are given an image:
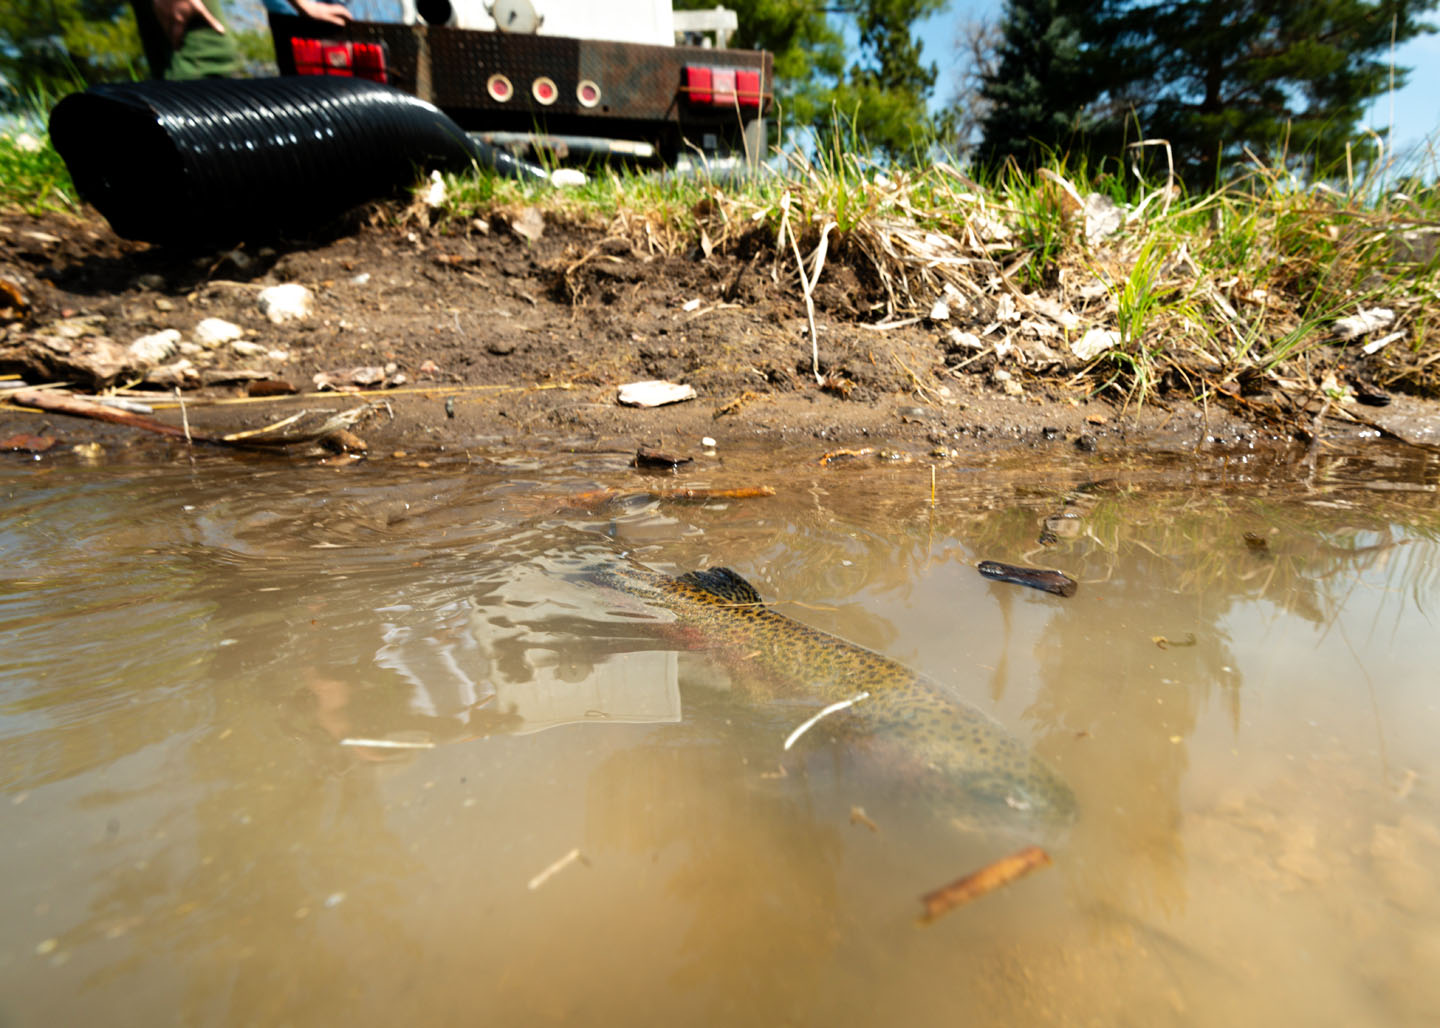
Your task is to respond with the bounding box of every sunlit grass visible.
[427,130,1440,402]
[8,83,1436,404]
[0,125,75,214]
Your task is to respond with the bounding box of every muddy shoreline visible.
[3,205,1434,463]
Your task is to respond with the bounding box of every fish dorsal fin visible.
[675,567,765,605]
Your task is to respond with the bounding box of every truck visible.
[266,0,773,166]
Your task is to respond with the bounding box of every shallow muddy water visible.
[3,442,1440,1026]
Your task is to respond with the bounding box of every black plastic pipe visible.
[49,76,548,246]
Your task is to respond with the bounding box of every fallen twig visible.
[783,690,869,751]
[919,845,1053,923]
[849,806,879,833]
[859,316,925,332]
[563,485,775,507]
[8,387,373,452]
[1152,633,1198,649]
[339,737,436,750]
[976,560,1078,597]
[12,387,209,443]
[527,848,587,891]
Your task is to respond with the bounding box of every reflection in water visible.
[1,444,1440,1025]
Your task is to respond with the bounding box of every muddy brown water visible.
[2,442,1439,1026]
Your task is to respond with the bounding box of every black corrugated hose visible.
[49,76,548,246]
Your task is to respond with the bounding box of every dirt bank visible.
[2,205,1434,464]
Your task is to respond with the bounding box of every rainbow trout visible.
[590,563,1076,827]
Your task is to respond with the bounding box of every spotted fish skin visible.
[592,563,1077,826]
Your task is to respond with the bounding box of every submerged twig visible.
[339,737,436,750]
[8,387,374,452]
[563,485,776,507]
[783,690,869,751]
[919,845,1053,923]
[527,848,586,891]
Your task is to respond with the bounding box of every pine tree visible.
[1106,0,1440,184]
[975,0,1440,185]
[833,0,949,158]
[974,0,1092,171]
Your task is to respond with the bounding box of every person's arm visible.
[287,1,354,25]
[151,0,226,48]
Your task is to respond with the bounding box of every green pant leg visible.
[128,1,244,80]
[166,13,245,80]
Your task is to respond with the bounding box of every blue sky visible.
[914,0,1440,165]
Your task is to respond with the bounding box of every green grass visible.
[428,140,1440,401]
[0,126,75,213]
[6,94,1436,404]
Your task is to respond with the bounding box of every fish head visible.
[951,757,1078,832]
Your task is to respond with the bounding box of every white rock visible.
[258,283,314,324]
[928,299,951,321]
[128,328,182,365]
[1071,328,1120,361]
[946,328,983,350]
[231,340,268,357]
[509,207,545,242]
[193,317,244,348]
[1333,307,1395,341]
[423,170,447,207]
[551,168,587,188]
[1083,193,1125,243]
[144,359,198,388]
[1362,330,1405,356]
[617,380,697,407]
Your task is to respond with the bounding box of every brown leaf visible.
[1,433,57,453]
[634,445,692,470]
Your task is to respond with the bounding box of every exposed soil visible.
[3,203,1433,464]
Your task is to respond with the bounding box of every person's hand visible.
[291,1,354,26]
[152,0,225,48]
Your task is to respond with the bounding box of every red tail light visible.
[291,39,388,84]
[683,65,762,111]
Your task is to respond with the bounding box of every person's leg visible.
[128,1,244,80]
[165,16,244,80]
[128,0,173,79]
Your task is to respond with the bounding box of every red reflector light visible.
[292,38,324,76]
[711,67,736,107]
[735,69,760,110]
[352,43,387,84]
[532,76,558,105]
[684,65,713,105]
[577,79,601,108]
[684,65,763,110]
[289,38,387,83]
[487,73,513,101]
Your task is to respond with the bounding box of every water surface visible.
[3,443,1439,1026]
